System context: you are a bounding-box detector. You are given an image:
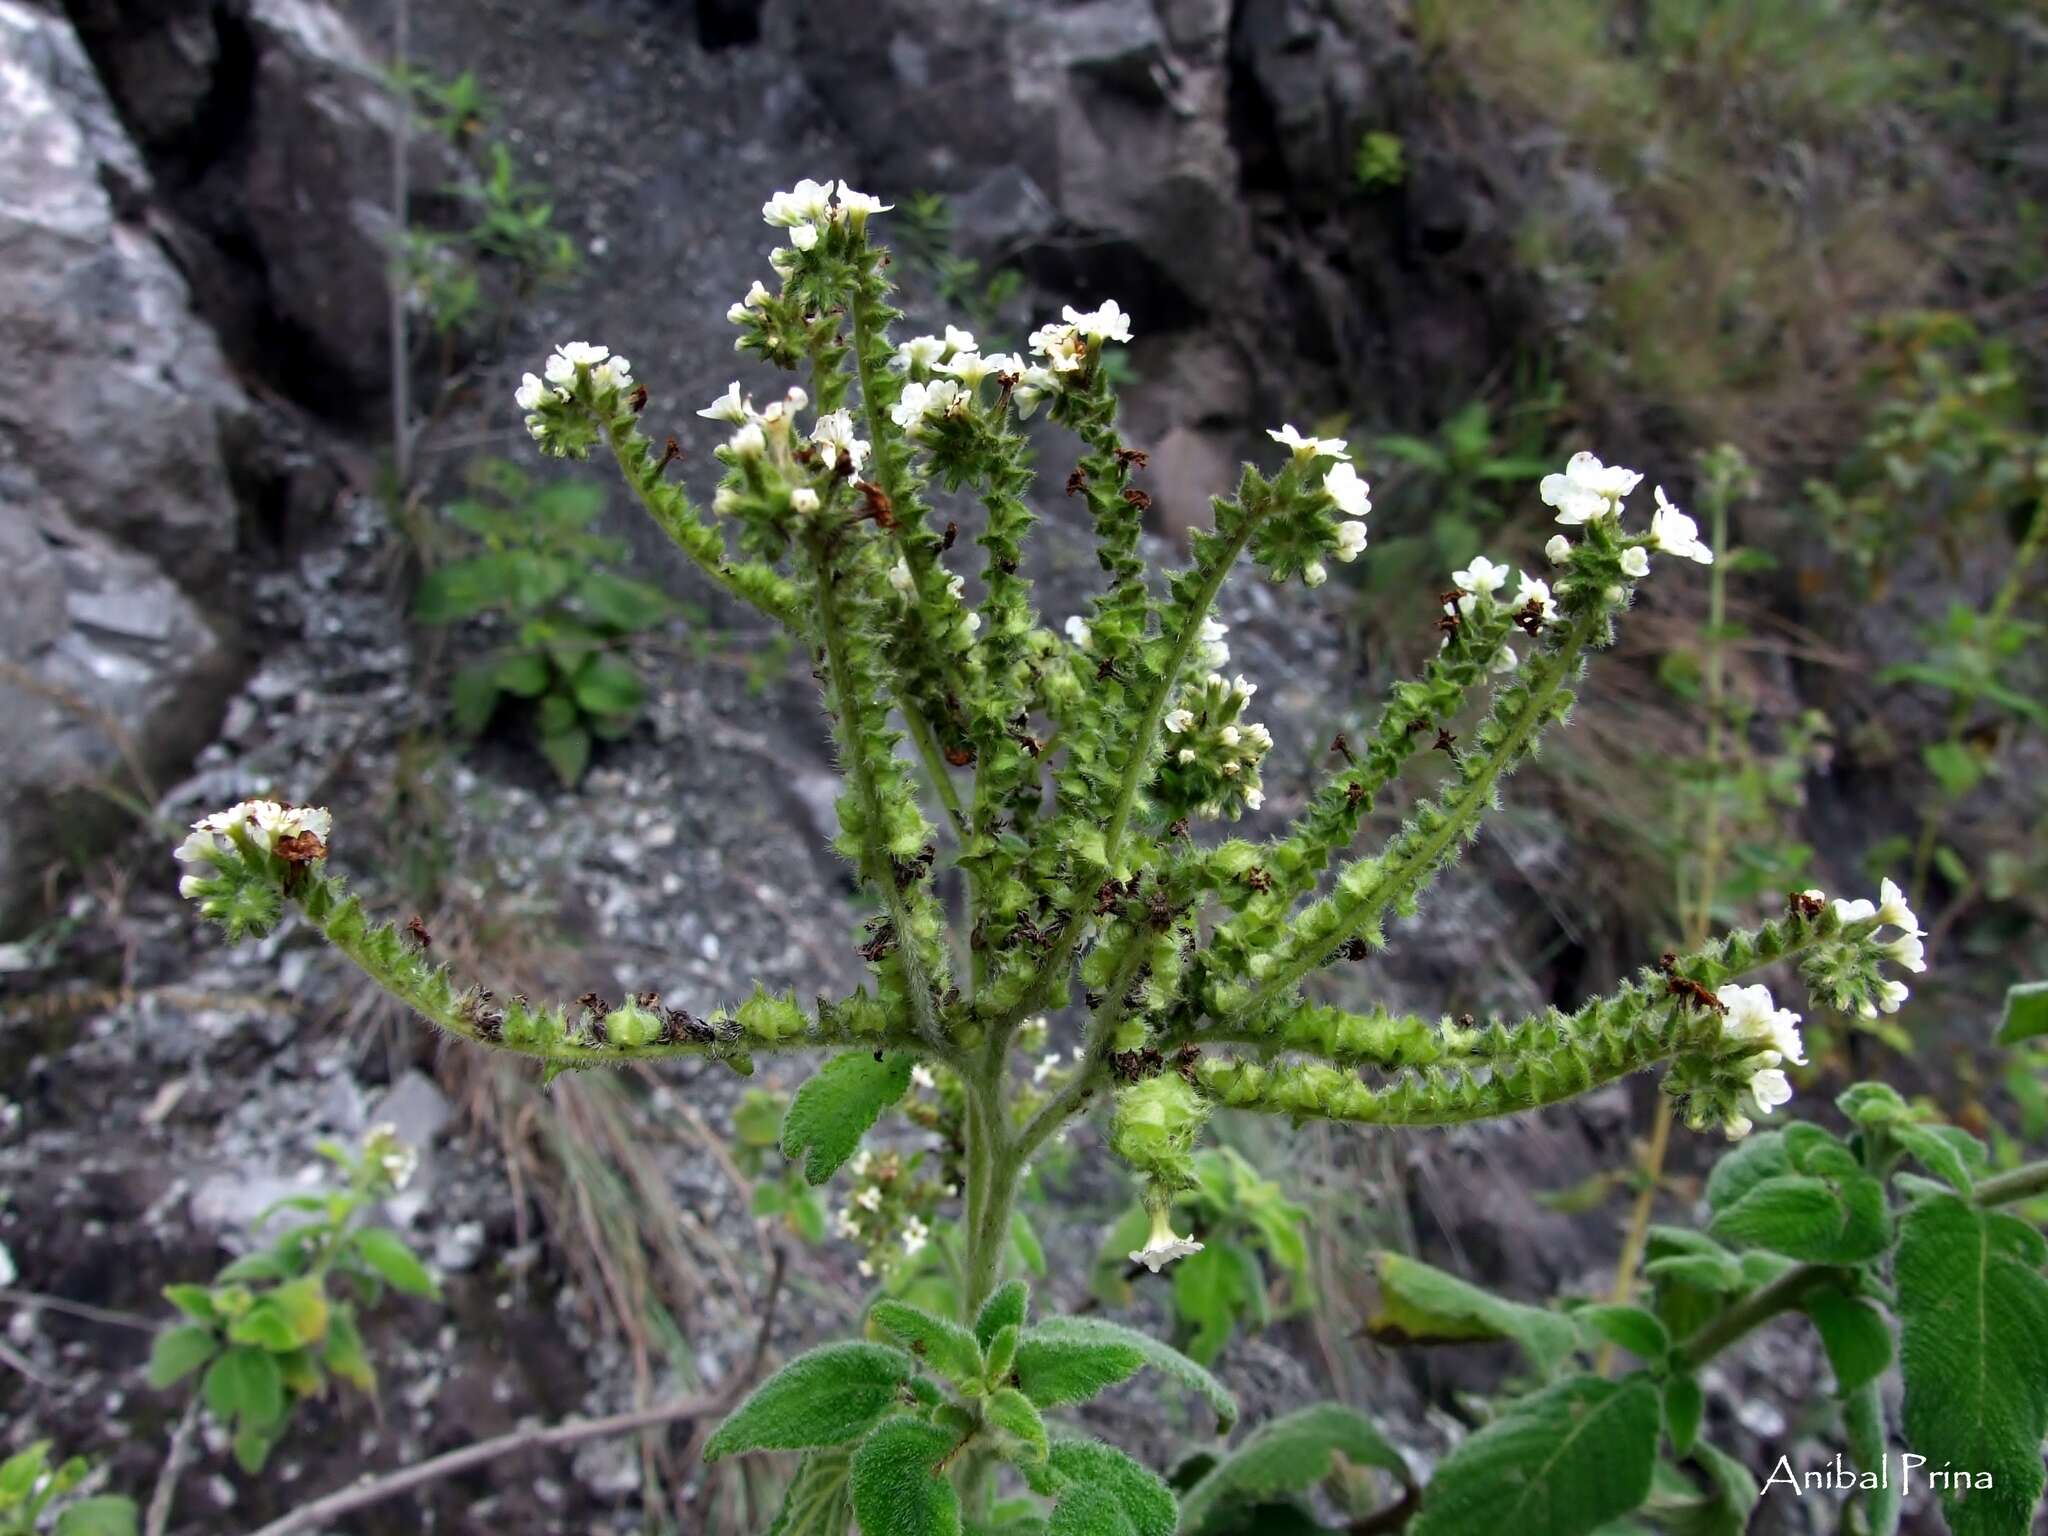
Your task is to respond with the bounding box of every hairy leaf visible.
[1011,1333,1144,1412]
[352,1228,440,1298]
[1409,1374,1659,1536]
[147,1325,218,1389]
[52,1497,138,1536]
[1179,1402,1413,1536]
[1573,1305,1668,1363]
[1702,1131,1791,1214]
[1803,1287,1892,1395]
[1662,1375,1703,1457]
[1047,1483,1138,1536]
[202,1346,285,1432]
[869,1300,983,1387]
[1025,1316,1237,1430]
[1709,1173,1890,1264]
[850,1417,961,1536]
[975,1280,1031,1349]
[1895,1194,2048,1536]
[986,1386,1050,1464]
[705,1341,917,1461]
[1045,1439,1175,1536]
[767,1448,854,1536]
[1367,1252,1577,1377]
[1997,980,2048,1045]
[781,1051,914,1185]
[1841,1381,1902,1536]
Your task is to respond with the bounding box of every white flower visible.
[1028,320,1086,373]
[1164,708,1195,733]
[1231,675,1257,700]
[1065,616,1092,649]
[1619,546,1651,579]
[1218,725,1240,747]
[890,558,915,594]
[937,351,999,388]
[1513,573,1558,625]
[1450,554,1512,611]
[591,357,634,395]
[856,1185,883,1212]
[1196,618,1230,668]
[1245,786,1265,810]
[713,486,739,515]
[790,223,819,252]
[1012,365,1063,416]
[1832,896,1877,925]
[1271,424,1351,462]
[1647,488,1714,564]
[1718,983,1806,1066]
[890,379,964,430]
[945,573,967,604]
[744,279,771,308]
[1130,1207,1203,1274]
[557,341,609,367]
[790,487,820,513]
[1063,299,1132,344]
[1490,645,1516,673]
[981,351,1026,376]
[1246,722,1272,749]
[903,1216,930,1256]
[1877,979,1910,1012]
[834,1209,861,1239]
[1323,459,1370,515]
[514,372,552,411]
[763,178,832,227]
[1331,520,1368,563]
[730,423,766,458]
[1541,451,1641,524]
[0,1239,14,1289]
[892,335,948,371]
[1032,1051,1064,1085]
[857,1259,874,1278]
[1747,1068,1794,1116]
[910,1063,936,1090]
[1722,1112,1754,1141]
[1883,933,1927,973]
[1545,534,1572,565]
[811,409,869,472]
[727,300,749,324]
[834,182,892,220]
[944,324,977,356]
[699,381,750,425]
[1303,560,1328,587]
[1801,887,1825,901]
[1220,760,1240,777]
[1875,878,1923,935]
[1178,748,1196,764]
[849,1150,873,1177]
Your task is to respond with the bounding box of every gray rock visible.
[370,1068,453,1151]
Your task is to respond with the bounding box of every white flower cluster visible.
[1129,1204,1204,1274]
[835,1147,936,1279]
[890,559,981,636]
[1828,877,1927,1012]
[725,278,773,328]
[1714,982,1807,1138]
[515,342,633,452]
[695,379,868,488]
[1446,554,1558,671]
[1269,426,1370,585]
[362,1121,419,1192]
[1013,300,1134,413]
[761,177,893,255]
[1541,452,1714,577]
[176,799,331,896]
[1164,672,1272,816]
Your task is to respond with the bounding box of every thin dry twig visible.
[145,1396,202,1536]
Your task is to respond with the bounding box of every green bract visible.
[169,178,1981,1533]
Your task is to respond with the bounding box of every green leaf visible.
[1841,1382,1901,1536]
[767,1447,855,1536]
[1411,1374,1658,1536]
[414,554,518,623]
[1895,1194,2048,1536]
[267,1277,330,1346]
[52,1497,139,1536]
[1178,1403,1413,1536]
[225,1301,300,1353]
[1709,1173,1890,1264]
[537,723,591,785]
[1172,1241,1247,1367]
[1045,1439,1175,1536]
[849,1417,961,1536]
[1574,1305,1669,1363]
[1665,1442,1757,1536]
[161,1284,218,1324]
[1996,980,2048,1046]
[212,1252,289,1284]
[1010,1208,1047,1277]
[323,1307,375,1392]
[572,652,644,719]
[495,652,551,697]
[449,663,501,735]
[1835,1082,1912,1130]
[577,570,674,631]
[202,1346,284,1431]
[351,1229,440,1298]
[1011,1333,1143,1413]
[1048,1483,1138,1536]
[780,1052,914,1185]
[1662,1375,1703,1457]
[1703,1131,1791,1214]
[1892,1124,1988,1197]
[147,1324,219,1388]
[975,1280,1031,1350]
[986,1386,1050,1464]
[1024,1317,1237,1430]
[232,1426,277,1476]
[705,1342,918,1461]
[1367,1252,1577,1377]
[1803,1288,1892,1394]
[869,1301,984,1388]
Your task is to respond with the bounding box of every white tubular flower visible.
[1620,546,1651,579]
[1833,896,1877,925]
[1747,1068,1794,1116]
[1063,299,1132,344]
[1490,645,1517,673]
[943,324,977,356]
[1513,573,1558,625]
[1164,708,1195,733]
[763,178,832,227]
[1324,459,1371,514]
[889,558,915,594]
[1450,554,1512,611]
[730,422,767,458]
[981,351,1026,376]
[1178,748,1196,764]
[1877,979,1910,1012]
[855,1185,883,1212]
[892,334,947,371]
[514,372,552,411]
[937,351,998,389]
[1231,675,1257,700]
[744,279,771,308]
[699,381,750,425]
[727,300,748,324]
[790,223,820,252]
[790,487,820,513]
[1245,786,1265,811]
[1271,424,1351,462]
[1196,617,1230,668]
[834,182,892,221]
[1130,1207,1203,1274]
[1541,451,1641,524]
[1065,616,1092,649]
[1331,520,1368,561]
[769,246,797,275]
[1875,878,1924,935]
[1028,319,1086,373]
[890,381,933,430]
[1883,932,1927,973]
[903,1216,929,1256]
[1647,488,1714,564]
[1722,1112,1755,1140]
[1545,534,1572,565]
[1218,725,1241,747]
[910,1063,936,1090]
[811,409,869,472]
[556,341,609,367]
[1718,982,1806,1066]
[1303,560,1328,588]
[591,357,634,395]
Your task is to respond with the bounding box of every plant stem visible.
[903,703,970,843]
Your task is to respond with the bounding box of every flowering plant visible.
[168,180,2012,1534]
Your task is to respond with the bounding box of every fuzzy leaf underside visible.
[1178,1402,1414,1536]
[705,1341,916,1461]
[781,1050,915,1185]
